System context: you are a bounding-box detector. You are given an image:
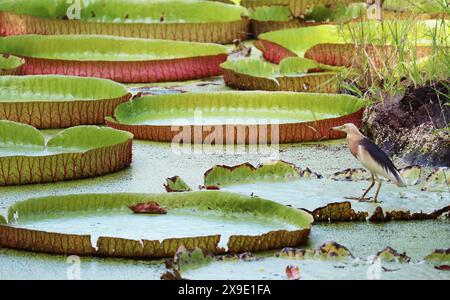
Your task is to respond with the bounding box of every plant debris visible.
[129,202,167,214]
[164,176,192,193]
[285,265,301,280]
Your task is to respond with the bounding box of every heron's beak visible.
[331,126,345,132]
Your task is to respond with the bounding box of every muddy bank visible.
[363,81,449,166]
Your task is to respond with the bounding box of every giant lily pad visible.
[0,0,249,44]
[0,54,24,75]
[106,92,367,143]
[255,21,441,64]
[0,75,131,129]
[249,3,366,37]
[221,57,342,92]
[0,192,313,258]
[241,0,361,18]
[203,161,450,222]
[0,121,133,186]
[0,35,228,83]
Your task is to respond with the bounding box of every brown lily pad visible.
[129,202,167,214]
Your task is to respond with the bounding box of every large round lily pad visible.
[0,75,131,129]
[0,192,313,258]
[106,92,367,143]
[0,54,24,75]
[0,35,228,83]
[0,121,133,186]
[0,0,249,43]
[255,20,440,64]
[204,161,450,222]
[221,57,342,93]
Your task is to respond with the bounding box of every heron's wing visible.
[359,138,406,187]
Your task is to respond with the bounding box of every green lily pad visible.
[205,161,450,222]
[0,0,249,43]
[256,20,443,64]
[107,92,367,143]
[221,57,343,92]
[241,0,363,17]
[0,35,228,83]
[424,249,450,264]
[0,191,313,258]
[423,168,450,192]
[383,0,449,14]
[0,75,131,129]
[0,120,133,186]
[250,6,292,22]
[164,176,192,193]
[0,54,24,75]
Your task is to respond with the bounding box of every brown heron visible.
[332,123,406,203]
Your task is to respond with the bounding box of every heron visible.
[332,123,406,203]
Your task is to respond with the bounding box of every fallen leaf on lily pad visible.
[434,265,450,271]
[285,265,300,280]
[129,202,167,214]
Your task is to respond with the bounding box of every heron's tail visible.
[392,169,407,187]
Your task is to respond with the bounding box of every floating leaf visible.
[330,168,371,181]
[107,92,367,143]
[0,0,249,43]
[375,247,411,263]
[434,265,450,271]
[216,161,450,222]
[422,168,450,192]
[129,202,167,215]
[221,57,342,93]
[0,191,313,258]
[424,249,450,264]
[0,35,228,83]
[164,176,192,193]
[0,121,133,186]
[0,75,131,129]
[399,166,422,186]
[285,264,300,280]
[256,21,442,63]
[277,241,353,259]
[0,53,24,75]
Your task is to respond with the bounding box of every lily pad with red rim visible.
[0,121,133,186]
[0,35,229,83]
[221,57,343,93]
[0,54,24,75]
[0,191,313,258]
[0,75,131,129]
[203,161,450,222]
[106,92,367,143]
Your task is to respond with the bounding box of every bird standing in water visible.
[332,123,406,203]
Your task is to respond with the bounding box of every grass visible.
[337,0,449,107]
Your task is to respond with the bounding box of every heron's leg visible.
[360,175,375,199]
[373,179,382,203]
[344,175,375,201]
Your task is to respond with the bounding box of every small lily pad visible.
[164,176,192,193]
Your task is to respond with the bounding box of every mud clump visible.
[363,81,449,166]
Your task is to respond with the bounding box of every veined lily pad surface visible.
[256,20,442,64]
[0,121,133,186]
[0,54,24,75]
[0,35,228,83]
[204,161,450,222]
[106,92,367,143]
[221,57,342,92]
[0,0,249,43]
[0,192,313,258]
[0,75,131,129]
